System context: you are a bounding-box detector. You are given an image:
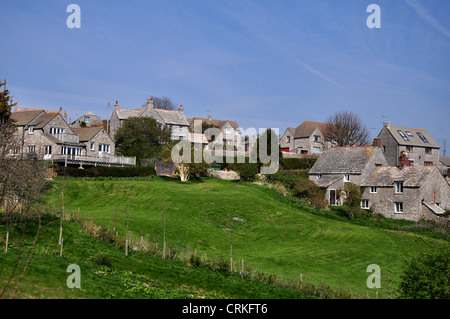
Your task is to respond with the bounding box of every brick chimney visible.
[372,138,381,148]
[399,151,410,169]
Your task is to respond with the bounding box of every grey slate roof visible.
[293,121,329,139]
[361,166,438,187]
[309,146,380,174]
[11,110,44,126]
[440,156,450,167]
[383,125,440,148]
[155,109,189,126]
[115,105,188,126]
[313,175,343,187]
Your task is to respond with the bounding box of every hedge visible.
[281,157,317,170]
[54,165,156,177]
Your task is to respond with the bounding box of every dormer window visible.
[313,135,321,142]
[28,126,35,134]
[286,136,291,143]
[84,116,90,123]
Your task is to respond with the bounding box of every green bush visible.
[230,162,260,181]
[90,253,113,268]
[281,157,317,170]
[54,166,156,178]
[293,179,327,209]
[398,248,449,299]
[265,171,304,189]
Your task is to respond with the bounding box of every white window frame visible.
[361,199,370,209]
[84,116,90,123]
[224,127,231,134]
[395,202,403,214]
[313,147,321,154]
[370,186,377,194]
[44,145,52,155]
[28,145,36,153]
[395,181,403,194]
[90,143,95,151]
[344,174,350,182]
[313,135,321,142]
[286,136,290,143]
[99,144,110,153]
[28,126,34,134]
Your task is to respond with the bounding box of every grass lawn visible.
[39,177,449,298]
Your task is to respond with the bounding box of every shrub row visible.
[54,165,156,177]
[280,157,317,170]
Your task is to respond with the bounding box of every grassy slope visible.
[0,216,309,299]
[42,177,448,298]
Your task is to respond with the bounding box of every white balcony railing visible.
[51,133,79,144]
[49,154,136,166]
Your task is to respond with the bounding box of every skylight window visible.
[397,130,409,141]
[417,132,429,143]
[405,131,413,137]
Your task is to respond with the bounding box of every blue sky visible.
[1,0,449,154]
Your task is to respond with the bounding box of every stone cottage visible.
[71,126,115,158]
[10,109,135,167]
[71,111,104,128]
[361,166,450,222]
[280,121,333,155]
[187,116,242,149]
[377,121,440,167]
[109,99,190,141]
[309,145,388,205]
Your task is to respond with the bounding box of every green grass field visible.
[36,177,448,298]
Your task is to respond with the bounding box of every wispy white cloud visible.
[405,0,450,39]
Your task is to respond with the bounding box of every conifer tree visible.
[0,79,17,123]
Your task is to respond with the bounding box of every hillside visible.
[36,177,448,298]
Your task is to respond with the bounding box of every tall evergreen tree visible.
[0,79,17,123]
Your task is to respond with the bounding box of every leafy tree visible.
[398,248,449,299]
[0,79,17,124]
[322,110,370,146]
[338,182,363,218]
[171,141,209,182]
[114,117,173,166]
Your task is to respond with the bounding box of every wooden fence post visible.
[4,231,9,254]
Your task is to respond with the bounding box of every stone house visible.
[361,166,450,222]
[11,109,81,160]
[71,111,103,128]
[280,121,332,155]
[10,109,135,166]
[438,156,450,181]
[377,121,440,167]
[71,126,115,158]
[309,145,388,205]
[109,99,190,141]
[187,115,242,148]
